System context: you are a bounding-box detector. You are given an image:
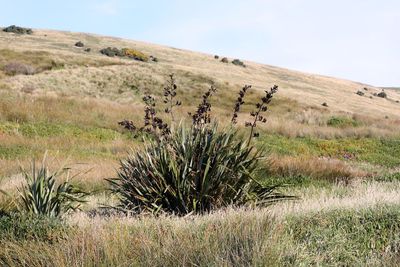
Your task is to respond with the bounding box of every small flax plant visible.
[111,74,287,215]
[18,155,88,217]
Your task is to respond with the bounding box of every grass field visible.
[0,27,399,266]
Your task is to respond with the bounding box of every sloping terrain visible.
[1,27,400,266]
[1,28,399,117]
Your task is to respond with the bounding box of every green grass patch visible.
[0,121,124,141]
[0,213,70,242]
[327,116,360,128]
[282,204,400,265]
[260,135,400,167]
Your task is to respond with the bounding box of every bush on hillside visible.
[232,59,246,67]
[121,48,149,62]
[2,25,32,34]
[75,41,84,47]
[100,47,149,62]
[377,90,387,98]
[110,76,290,215]
[221,57,229,63]
[327,116,359,128]
[356,90,364,96]
[3,61,36,75]
[100,47,124,57]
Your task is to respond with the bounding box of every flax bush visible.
[110,76,288,215]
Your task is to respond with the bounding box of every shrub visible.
[109,123,287,215]
[377,90,387,98]
[75,41,84,47]
[2,25,32,34]
[0,213,69,241]
[232,59,246,67]
[221,57,229,63]
[327,116,359,128]
[18,156,88,217]
[111,76,289,215]
[100,47,124,57]
[121,48,149,62]
[3,61,36,75]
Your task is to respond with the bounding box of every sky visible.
[0,0,399,86]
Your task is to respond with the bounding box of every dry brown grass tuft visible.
[267,155,368,182]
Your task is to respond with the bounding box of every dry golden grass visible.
[1,28,399,119]
[267,155,368,182]
[270,180,400,218]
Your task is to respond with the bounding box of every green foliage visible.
[260,134,400,167]
[109,123,288,215]
[0,213,69,241]
[374,172,400,182]
[232,59,246,67]
[18,156,88,217]
[283,205,400,265]
[327,116,360,128]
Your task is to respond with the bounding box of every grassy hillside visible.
[1,27,400,266]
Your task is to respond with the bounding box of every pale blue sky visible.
[1,0,399,86]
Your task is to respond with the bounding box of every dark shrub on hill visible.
[75,41,84,47]
[356,90,364,96]
[221,57,229,63]
[377,90,387,98]
[232,59,246,67]
[100,47,124,57]
[2,25,32,34]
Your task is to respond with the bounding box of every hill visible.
[1,27,400,266]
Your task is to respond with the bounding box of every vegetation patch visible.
[2,25,32,35]
[100,47,149,62]
[0,213,69,241]
[327,116,360,128]
[260,134,400,167]
[282,205,400,265]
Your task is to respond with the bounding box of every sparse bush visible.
[3,61,36,75]
[214,55,219,59]
[356,90,364,96]
[221,57,229,63]
[232,59,246,67]
[122,48,148,62]
[377,90,387,98]
[149,55,158,62]
[100,47,124,57]
[2,25,32,34]
[18,156,88,217]
[327,116,360,128]
[75,41,84,47]
[111,76,287,215]
[100,47,149,62]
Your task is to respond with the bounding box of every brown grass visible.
[267,155,369,183]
